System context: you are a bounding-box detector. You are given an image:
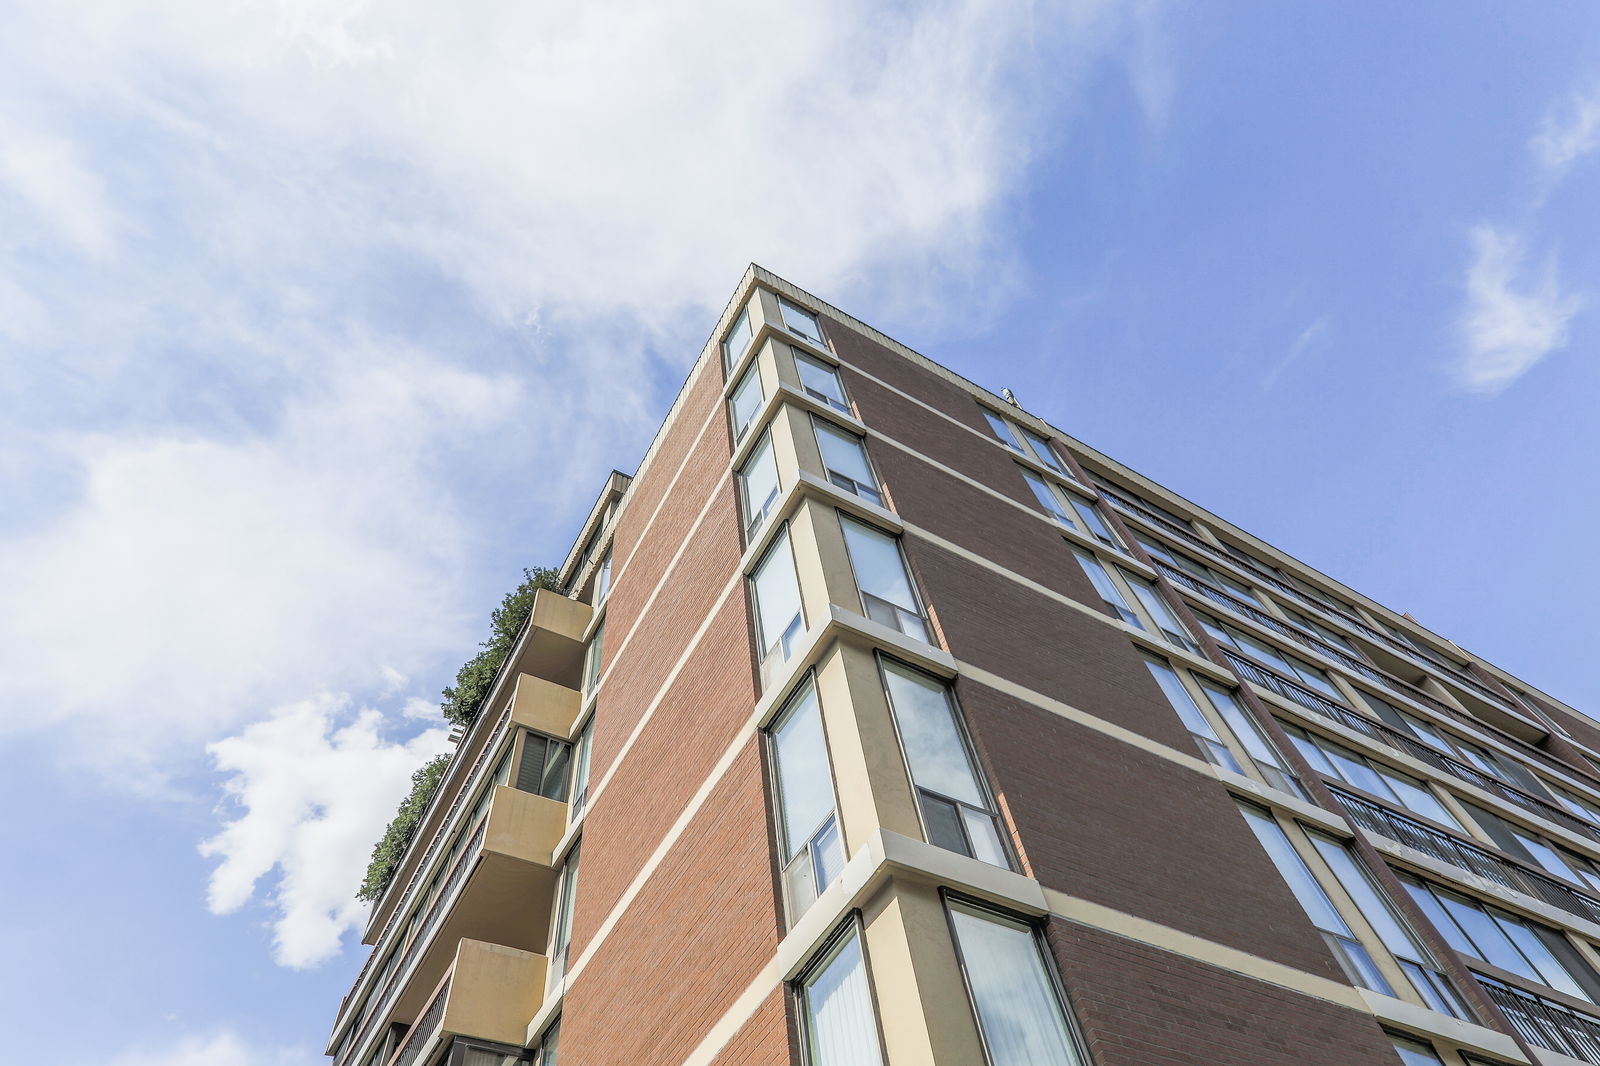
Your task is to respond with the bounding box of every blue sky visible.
[1,3,1597,1063]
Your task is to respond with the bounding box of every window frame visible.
[838,514,931,643]
[722,302,754,374]
[942,892,1089,1066]
[812,415,884,507]
[765,673,847,921]
[778,296,826,346]
[877,655,1012,871]
[795,350,851,414]
[749,524,808,686]
[729,361,766,445]
[737,428,783,541]
[792,913,889,1066]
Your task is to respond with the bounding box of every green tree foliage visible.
[440,566,561,728]
[357,566,561,903]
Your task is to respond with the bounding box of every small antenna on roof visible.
[1001,388,1020,408]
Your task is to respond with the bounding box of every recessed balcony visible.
[335,785,567,1066]
[389,939,548,1066]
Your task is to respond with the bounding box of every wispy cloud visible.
[1532,81,1600,184]
[1260,315,1331,391]
[1455,225,1581,394]
[202,695,450,968]
[111,1029,311,1066]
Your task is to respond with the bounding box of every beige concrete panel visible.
[861,880,986,1066]
[812,645,922,860]
[529,588,591,642]
[799,495,865,612]
[785,503,829,642]
[778,404,823,485]
[508,674,582,740]
[484,786,566,869]
[443,939,549,1047]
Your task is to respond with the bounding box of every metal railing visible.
[334,705,512,1037]
[1156,561,1594,787]
[391,976,450,1066]
[1100,486,1514,703]
[336,819,486,1066]
[1330,787,1600,927]
[1478,975,1600,1063]
[1222,650,1600,845]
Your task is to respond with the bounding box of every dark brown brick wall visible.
[1047,921,1399,1066]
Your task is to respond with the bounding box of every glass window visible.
[1554,785,1600,828]
[723,304,753,372]
[1284,727,1462,829]
[840,516,929,642]
[779,297,824,345]
[594,548,612,606]
[517,733,573,801]
[1310,835,1470,1019]
[1071,547,1139,627]
[1144,657,1240,773]
[730,363,765,444]
[815,420,883,507]
[770,679,844,917]
[1020,428,1065,474]
[797,923,885,1066]
[881,659,1008,868]
[548,845,580,984]
[1123,572,1198,652]
[982,409,1024,451]
[1069,496,1121,549]
[796,351,849,413]
[948,902,1085,1066]
[1239,805,1394,994]
[1020,466,1072,525]
[533,1019,561,1066]
[1199,682,1304,796]
[582,621,605,695]
[1403,877,1594,1002]
[739,431,782,539]
[1390,1034,1445,1066]
[568,718,593,818]
[751,529,806,684]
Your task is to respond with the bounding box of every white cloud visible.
[201,694,451,968]
[111,1029,311,1066]
[1260,315,1331,390]
[0,121,123,261]
[1454,225,1582,394]
[1532,81,1600,183]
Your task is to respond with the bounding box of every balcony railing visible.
[1100,486,1516,705]
[1156,561,1592,788]
[1330,787,1600,927]
[1478,974,1600,1064]
[337,820,487,1066]
[391,976,449,1066]
[335,704,513,1039]
[1222,650,1600,845]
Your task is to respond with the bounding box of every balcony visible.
[389,939,548,1066]
[334,786,567,1066]
[1223,650,1600,845]
[1330,786,1600,928]
[1478,974,1600,1064]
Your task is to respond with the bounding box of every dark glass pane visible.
[921,792,970,856]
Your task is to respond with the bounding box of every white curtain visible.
[805,931,884,1066]
[950,907,1082,1066]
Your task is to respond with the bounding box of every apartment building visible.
[325,265,1600,1066]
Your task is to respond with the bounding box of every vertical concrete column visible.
[860,879,986,1066]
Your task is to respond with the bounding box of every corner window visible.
[779,297,825,345]
[796,351,850,413]
[581,621,605,695]
[548,845,580,984]
[1021,466,1072,525]
[881,659,1008,869]
[947,901,1086,1066]
[769,678,844,918]
[750,528,806,686]
[1020,427,1066,474]
[981,408,1024,451]
[796,921,885,1066]
[738,431,782,540]
[1070,546,1139,627]
[814,419,884,507]
[1069,495,1121,549]
[840,516,929,642]
[722,303,753,373]
[729,363,765,444]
